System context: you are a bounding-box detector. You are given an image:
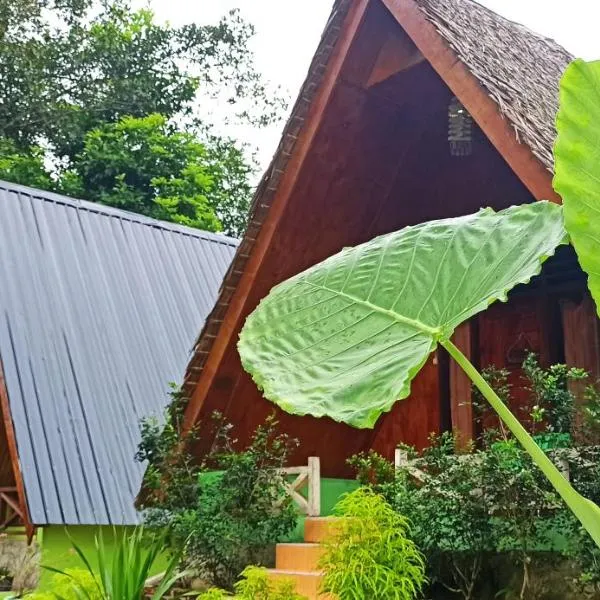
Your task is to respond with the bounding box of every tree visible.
[0,138,52,190]
[60,114,222,231]
[0,0,279,236]
[0,0,277,157]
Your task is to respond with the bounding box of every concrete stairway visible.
[268,517,338,599]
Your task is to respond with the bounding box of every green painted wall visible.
[289,477,359,542]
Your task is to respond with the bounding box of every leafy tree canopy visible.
[0,0,277,236]
[59,113,221,231]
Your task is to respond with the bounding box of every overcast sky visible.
[144,0,600,169]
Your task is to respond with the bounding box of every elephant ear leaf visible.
[239,202,566,428]
[554,59,600,316]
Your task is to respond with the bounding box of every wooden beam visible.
[449,321,475,448]
[367,30,424,87]
[380,0,559,203]
[561,294,600,439]
[183,0,372,432]
[0,358,34,540]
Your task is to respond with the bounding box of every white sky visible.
[144,0,600,169]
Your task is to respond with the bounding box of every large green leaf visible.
[554,59,600,315]
[239,202,566,428]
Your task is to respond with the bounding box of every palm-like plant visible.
[45,527,184,600]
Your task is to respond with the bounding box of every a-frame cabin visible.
[180,0,599,476]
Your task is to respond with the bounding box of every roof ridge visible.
[0,179,239,247]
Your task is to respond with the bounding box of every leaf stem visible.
[441,338,600,547]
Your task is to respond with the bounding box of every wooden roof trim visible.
[381,0,560,203]
[0,358,34,540]
[182,0,372,431]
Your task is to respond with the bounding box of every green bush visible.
[137,399,299,590]
[234,566,305,599]
[195,567,306,599]
[38,527,183,600]
[26,568,101,600]
[319,487,426,600]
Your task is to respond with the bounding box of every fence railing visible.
[281,456,321,517]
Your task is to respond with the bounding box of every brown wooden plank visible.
[183,0,372,433]
[367,29,424,87]
[0,491,22,516]
[562,294,600,438]
[450,322,475,447]
[380,0,559,203]
[0,358,34,538]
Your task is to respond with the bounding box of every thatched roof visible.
[180,0,572,404]
[416,0,573,170]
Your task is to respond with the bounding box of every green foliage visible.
[234,566,306,600]
[60,114,221,231]
[319,487,426,600]
[239,202,566,429]
[346,450,396,487]
[195,589,232,600]
[137,402,299,590]
[194,567,306,600]
[0,0,274,236]
[0,137,52,189]
[554,59,600,317]
[382,434,493,600]
[389,435,581,599]
[522,353,586,434]
[27,568,101,600]
[0,0,278,155]
[379,358,600,598]
[42,527,183,600]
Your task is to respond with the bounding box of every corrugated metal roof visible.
[0,180,237,525]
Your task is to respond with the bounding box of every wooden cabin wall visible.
[194,2,545,475]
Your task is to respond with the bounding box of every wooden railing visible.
[0,486,23,530]
[281,456,321,517]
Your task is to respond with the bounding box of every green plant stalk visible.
[441,338,600,548]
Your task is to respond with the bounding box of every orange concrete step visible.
[276,543,325,571]
[266,569,333,599]
[303,517,339,543]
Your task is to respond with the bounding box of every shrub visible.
[137,396,299,590]
[195,567,306,599]
[234,566,306,600]
[38,527,183,600]
[319,487,426,600]
[26,568,101,600]
[346,450,395,487]
[391,433,494,600]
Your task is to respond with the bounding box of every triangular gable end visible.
[180,0,572,473]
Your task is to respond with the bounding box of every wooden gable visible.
[181,0,597,475]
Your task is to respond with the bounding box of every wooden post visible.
[281,457,321,517]
[307,457,321,517]
[561,294,600,440]
[449,321,475,449]
[394,448,408,469]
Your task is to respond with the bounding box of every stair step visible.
[303,517,339,543]
[266,569,333,599]
[276,543,325,571]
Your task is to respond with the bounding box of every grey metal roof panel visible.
[0,180,237,525]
